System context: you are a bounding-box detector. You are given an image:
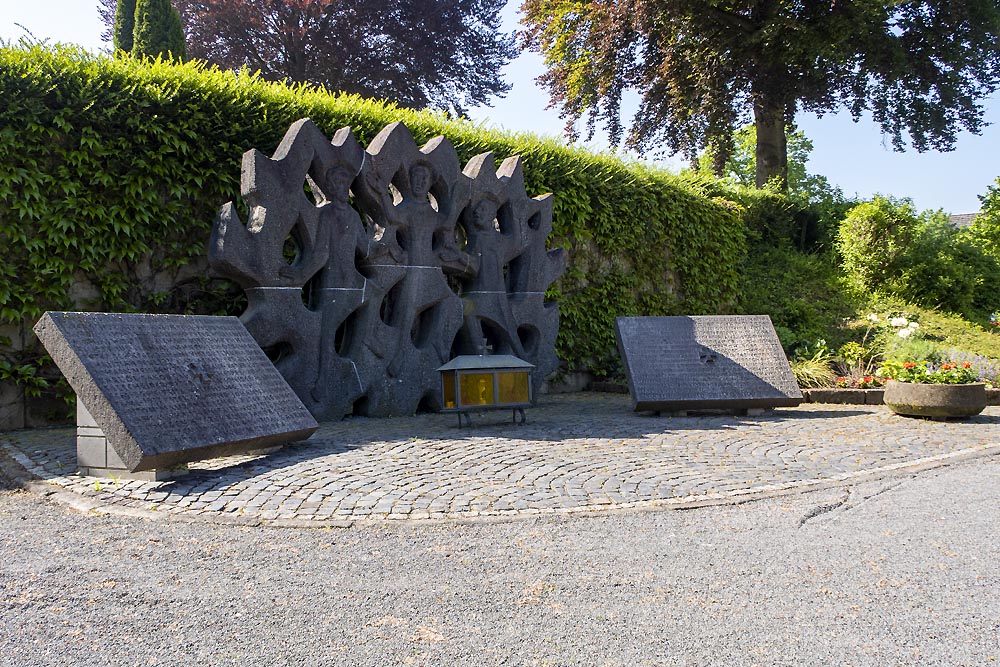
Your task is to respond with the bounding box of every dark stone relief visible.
[210,120,565,419]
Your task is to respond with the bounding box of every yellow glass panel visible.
[497,371,530,404]
[442,371,457,409]
[459,372,495,406]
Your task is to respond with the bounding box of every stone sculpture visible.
[210,119,565,419]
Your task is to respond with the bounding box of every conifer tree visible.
[112,0,137,53]
[132,0,186,61]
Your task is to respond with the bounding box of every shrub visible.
[837,197,1000,321]
[836,196,920,293]
[739,246,857,352]
[790,348,837,388]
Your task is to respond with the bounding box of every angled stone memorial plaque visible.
[615,315,802,414]
[34,312,319,474]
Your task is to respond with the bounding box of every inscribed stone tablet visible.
[34,312,319,471]
[614,315,802,412]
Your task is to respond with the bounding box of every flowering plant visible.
[835,374,881,388]
[834,312,924,387]
[877,359,980,385]
[944,349,999,388]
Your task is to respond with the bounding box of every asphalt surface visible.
[2,455,998,666]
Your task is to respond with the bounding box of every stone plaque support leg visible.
[76,400,187,482]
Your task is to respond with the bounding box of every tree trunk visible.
[753,100,787,190]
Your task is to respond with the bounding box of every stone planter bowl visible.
[882,380,987,419]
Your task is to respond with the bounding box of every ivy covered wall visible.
[0,46,746,427]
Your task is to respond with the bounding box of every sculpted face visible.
[329,167,354,204]
[472,200,496,230]
[409,164,432,197]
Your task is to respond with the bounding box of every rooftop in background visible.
[950,213,979,228]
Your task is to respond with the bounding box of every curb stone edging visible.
[803,388,884,405]
[803,387,1000,406]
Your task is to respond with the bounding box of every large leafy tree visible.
[101,0,517,113]
[698,126,844,206]
[522,0,1000,189]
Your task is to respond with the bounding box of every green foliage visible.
[877,359,979,385]
[522,0,1000,188]
[879,301,1000,362]
[697,126,855,249]
[700,126,843,207]
[837,197,1000,320]
[0,44,746,385]
[968,176,1000,258]
[113,0,137,53]
[132,0,186,61]
[738,246,857,353]
[0,358,50,397]
[883,336,941,364]
[836,196,920,293]
[830,311,924,381]
[790,349,837,388]
[833,302,1000,383]
[900,216,1000,318]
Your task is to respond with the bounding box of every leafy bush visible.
[836,196,921,293]
[739,246,858,352]
[836,197,1000,321]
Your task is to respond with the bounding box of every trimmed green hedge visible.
[0,45,746,399]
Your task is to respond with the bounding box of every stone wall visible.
[1,260,209,431]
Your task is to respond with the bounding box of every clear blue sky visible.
[3,0,997,214]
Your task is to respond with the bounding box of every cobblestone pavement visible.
[2,393,999,526]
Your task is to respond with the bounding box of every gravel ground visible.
[1,458,998,667]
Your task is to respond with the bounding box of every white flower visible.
[867,314,879,322]
[890,317,908,328]
[907,321,919,329]
[897,328,913,338]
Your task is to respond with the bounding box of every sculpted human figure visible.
[317,165,369,290]
[347,125,468,415]
[457,197,525,357]
[375,162,461,377]
[309,162,369,417]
